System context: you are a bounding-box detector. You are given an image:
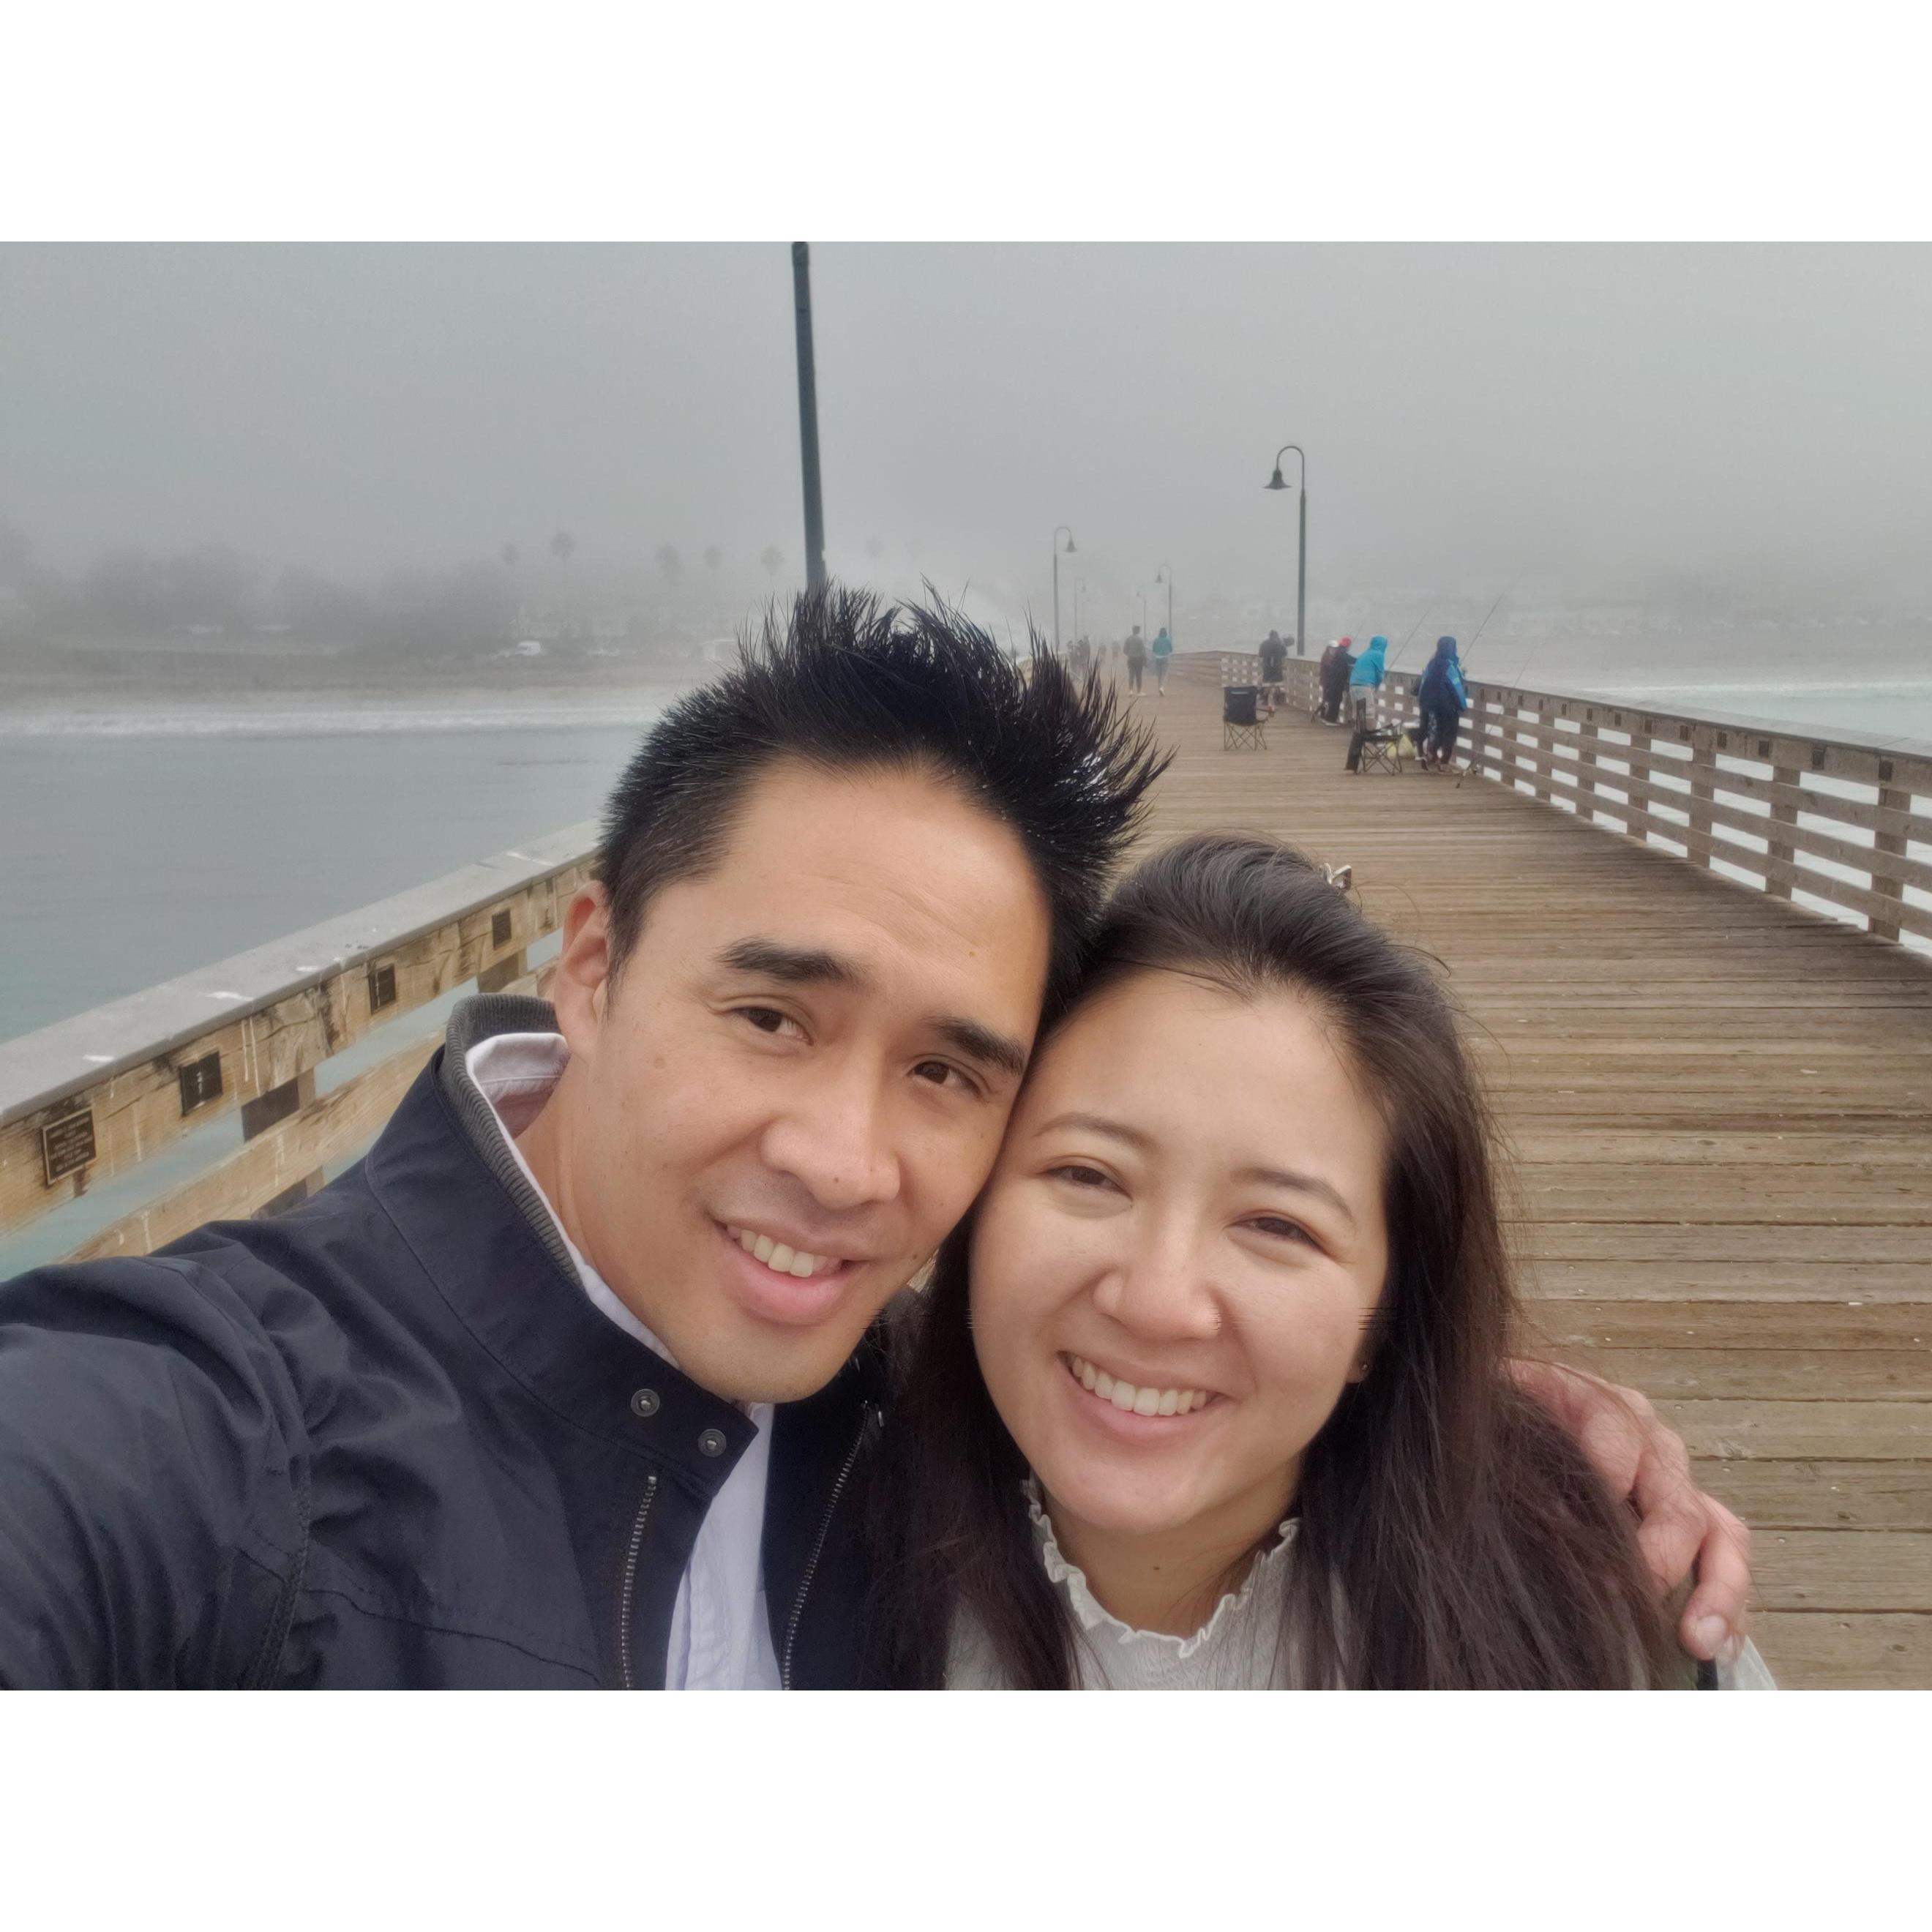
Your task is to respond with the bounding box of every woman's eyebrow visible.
[1033,1112,1156,1150]
[1236,1165,1358,1230]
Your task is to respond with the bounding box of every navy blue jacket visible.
[0,997,888,1688]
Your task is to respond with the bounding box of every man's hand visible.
[1508,1357,1753,1665]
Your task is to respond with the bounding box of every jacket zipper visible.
[781,1403,877,1690]
[618,1472,661,1690]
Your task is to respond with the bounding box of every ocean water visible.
[0,710,659,1043]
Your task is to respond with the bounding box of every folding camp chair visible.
[1223,684,1268,751]
[1345,725,1406,775]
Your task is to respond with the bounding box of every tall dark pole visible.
[792,243,827,594]
[1265,444,1307,655]
[1156,565,1173,641]
[1051,526,1074,654]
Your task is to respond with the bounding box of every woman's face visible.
[969,968,1390,1543]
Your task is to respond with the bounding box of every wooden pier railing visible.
[1216,651,1932,955]
[5,654,1929,1261]
[0,825,596,1261]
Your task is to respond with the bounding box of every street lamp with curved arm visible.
[1153,564,1174,644]
[1051,525,1076,654]
[1073,578,1086,643]
[1264,444,1308,657]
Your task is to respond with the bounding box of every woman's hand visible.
[1508,1358,1753,1666]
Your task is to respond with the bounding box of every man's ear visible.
[550,883,614,1056]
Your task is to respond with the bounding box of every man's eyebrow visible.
[716,938,872,989]
[1235,1166,1358,1231]
[716,943,1028,1080]
[935,1016,1030,1084]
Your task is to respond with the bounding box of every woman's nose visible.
[1090,1226,1221,1341]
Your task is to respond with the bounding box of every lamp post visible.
[1154,565,1174,644]
[1136,587,1147,637]
[1051,526,1076,655]
[1264,444,1307,656]
[791,244,826,594]
[1073,578,1085,643]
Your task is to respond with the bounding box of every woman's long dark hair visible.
[878,833,1680,1690]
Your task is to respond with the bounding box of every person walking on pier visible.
[1258,628,1288,714]
[1123,624,1147,695]
[1150,625,1173,697]
[0,592,1751,1689]
[1418,634,1469,769]
[1349,634,1388,725]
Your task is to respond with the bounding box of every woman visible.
[883,834,1770,1689]
[1150,626,1174,697]
[1416,634,1468,768]
[1348,634,1388,724]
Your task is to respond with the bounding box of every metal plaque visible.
[179,1050,223,1116]
[41,1106,97,1186]
[491,909,512,948]
[367,962,397,1013]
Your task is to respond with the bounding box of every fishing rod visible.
[1385,603,1436,673]
[1460,585,1512,666]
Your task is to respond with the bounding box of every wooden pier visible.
[3,652,1928,1686]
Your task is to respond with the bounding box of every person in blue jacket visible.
[1348,634,1388,725]
[1417,634,1469,769]
[1150,626,1174,696]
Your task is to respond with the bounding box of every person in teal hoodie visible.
[1348,635,1388,724]
[1150,626,1174,696]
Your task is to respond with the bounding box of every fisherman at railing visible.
[0,591,1754,1690]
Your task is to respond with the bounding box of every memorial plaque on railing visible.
[178,1051,224,1116]
[40,1104,97,1187]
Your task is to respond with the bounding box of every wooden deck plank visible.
[1145,667,1932,1685]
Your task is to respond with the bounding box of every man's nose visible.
[760,1067,902,1213]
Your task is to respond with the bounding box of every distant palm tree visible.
[550,531,576,567]
[656,544,684,588]
[760,545,782,581]
[704,544,722,573]
[866,535,884,563]
[500,542,520,569]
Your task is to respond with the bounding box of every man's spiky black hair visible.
[595,584,1171,1015]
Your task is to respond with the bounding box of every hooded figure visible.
[1349,635,1388,691]
[1417,636,1469,768]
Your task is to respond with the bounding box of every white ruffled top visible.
[946,1479,1301,1690]
[944,1479,1777,1691]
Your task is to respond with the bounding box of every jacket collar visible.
[364,996,757,1492]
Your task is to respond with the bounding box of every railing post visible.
[1767,761,1801,901]
[241,1068,323,1215]
[1871,776,1909,943]
[1688,727,1717,863]
[1579,714,1600,820]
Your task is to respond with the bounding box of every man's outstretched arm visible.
[0,1256,304,1688]
[1509,1357,1753,1665]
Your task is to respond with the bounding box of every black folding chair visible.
[1345,725,1406,775]
[1223,684,1268,751]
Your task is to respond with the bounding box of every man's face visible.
[544,759,1052,1405]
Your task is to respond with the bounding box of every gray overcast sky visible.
[4,244,1928,622]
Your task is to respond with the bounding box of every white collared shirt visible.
[465,1032,782,1690]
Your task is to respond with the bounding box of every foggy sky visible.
[4,244,1929,626]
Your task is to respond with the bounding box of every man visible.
[1257,628,1288,715]
[1123,624,1147,696]
[0,591,1749,1687]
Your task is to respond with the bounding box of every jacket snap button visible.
[629,1389,660,1420]
[698,1427,727,1457]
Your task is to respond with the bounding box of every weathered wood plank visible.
[1748,1612,1932,1689]
[1693,1461,1932,1531]
[1658,1400,1932,1460]
[1749,1530,1932,1612]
